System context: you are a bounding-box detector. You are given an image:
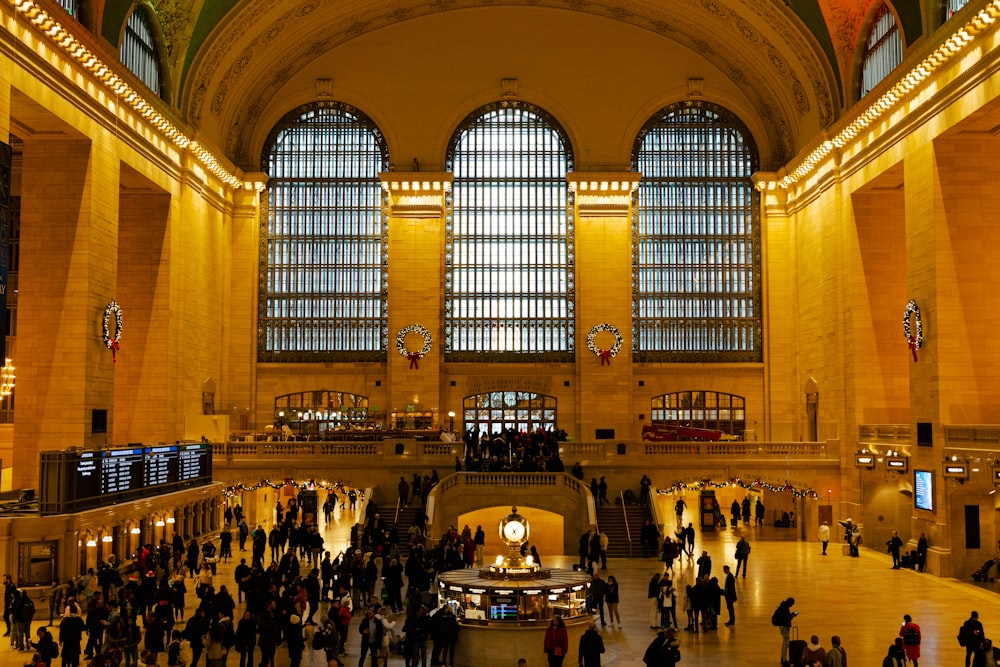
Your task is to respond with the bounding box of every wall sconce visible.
[101,535,113,543]
[85,536,97,547]
[885,455,909,473]
[943,457,969,480]
[154,520,165,527]
[855,451,875,469]
[130,527,141,535]
[166,517,175,524]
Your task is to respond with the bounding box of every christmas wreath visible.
[396,324,432,369]
[587,323,623,366]
[103,300,123,364]
[903,300,922,362]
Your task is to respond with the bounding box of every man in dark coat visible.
[723,565,738,626]
[578,622,606,667]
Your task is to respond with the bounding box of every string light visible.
[221,478,361,499]
[655,477,819,499]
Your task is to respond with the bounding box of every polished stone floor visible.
[13,503,1000,666]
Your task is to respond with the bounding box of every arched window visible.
[462,391,558,437]
[860,3,903,98]
[445,101,574,362]
[651,391,746,437]
[259,102,389,362]
[631,101,761,362]
[120,6,160,96]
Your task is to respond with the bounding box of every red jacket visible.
[544,624,569,656]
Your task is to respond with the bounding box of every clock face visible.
[503,520,525,542]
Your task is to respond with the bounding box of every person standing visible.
[435,604,459,667]
[734,537,751,578]
[887,531,904,569]
[960,611,984,667]
[357,608,382,667]
[683,524,696,558]
[826,636,847,667]
[800,635,826,666]
[730,500,741,528]
[543,617,569,667]
[771,597,796,666]
[916,533,928,572]
[899,614,920,667]
[234,611,257,667]
[577,622,605,667]
[598,531,609,570]
[741,496,751,525]
[589,573,608,627]
[818,522,830,556]
[647,574,661,629]
[474,525,485,565]
[722,565,737,626]
[597,478,609,506]
[642,627,680,667]
[58,605,85,667]
[696,551,712,579]
[755,498,765,526]
[605,576,621,628]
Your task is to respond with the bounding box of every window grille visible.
[945,0,969,20]
[56,0,78,16]
[631,101,761,362]
[462,391,558,438]
[651,391,746,436]
[259,102,389,362]
[860,4,903,98]
[445,101,574,362]
[120,7,160,96]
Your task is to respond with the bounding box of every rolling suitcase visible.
[788,628,806,666]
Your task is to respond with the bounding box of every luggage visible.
[842,544,851,556]
[972,559,995,582]
[900,554,913,569]
[730,517,737,528]
[788,637,807,666]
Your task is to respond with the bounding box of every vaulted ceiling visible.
[90,0,929,172]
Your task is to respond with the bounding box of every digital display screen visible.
[144,445,179,487]
[101,447,144,495]
[914,469,934,511]
[40,444,213,515]
[179,443,211,482]
[489,604,518,621]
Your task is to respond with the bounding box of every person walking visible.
[543,617,568,667]
[899,614,920,667]
[589,573,608,626]
[887,530,904,568]
[960,611,985,667]
[647,573,661,629]
[771,597,797,666]
[722,565,737,626]
[734,537,750,578]
[818,522,830,556]
[577,622,605,667]
[674,498,686,526]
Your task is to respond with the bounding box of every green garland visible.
[656,477,818,499]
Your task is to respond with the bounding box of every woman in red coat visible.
[543,616,569,667]
[899,614,921,666]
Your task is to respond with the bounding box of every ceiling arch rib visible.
[183,0,837,170]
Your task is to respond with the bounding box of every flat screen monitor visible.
[489,604,518,621]
[914,469,934,511]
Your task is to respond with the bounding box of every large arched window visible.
[259,102,389,362]
[120,6,160,96]
[631,101,761,362]
[651,390,746,437]
[860,3,903,98]
[462,391,558,437]
[445,101,574,362]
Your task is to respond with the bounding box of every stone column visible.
[382,174,451,433]
[568,173,640,442]
[15,139,119,488]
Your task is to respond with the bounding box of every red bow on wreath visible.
[599,350,613,366]
[907,335,919,362]
[109,338,120,364]
[407,352,422,369]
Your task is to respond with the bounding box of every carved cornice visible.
[380,173,453,219]
[568,173,641,218]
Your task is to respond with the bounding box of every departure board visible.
[39,443,214,515]
[144,445,179,487]
[73,451,100,502]
[100,447,144,495]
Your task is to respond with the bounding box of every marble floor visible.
[12,504,1000,667]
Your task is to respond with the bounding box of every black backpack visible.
[312,628,327,651]
[167,640,181,666]
[770,607,782,627]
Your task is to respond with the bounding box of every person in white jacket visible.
[818,522,831,556]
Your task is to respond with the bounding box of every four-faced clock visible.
[499,506,529,548]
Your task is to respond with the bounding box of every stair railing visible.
[619,490,633,558]
[394,496,401,525]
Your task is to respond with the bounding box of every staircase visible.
[596,504,653,558]
[391,503,423,559]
